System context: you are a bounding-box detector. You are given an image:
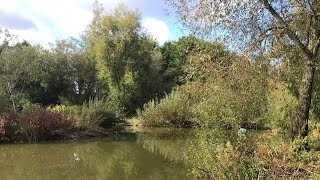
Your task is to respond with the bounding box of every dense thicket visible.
[165,0,320,138]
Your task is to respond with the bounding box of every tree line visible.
[0,0,319,139]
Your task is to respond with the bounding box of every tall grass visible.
[137,91,192,127]
[49,98,122,129]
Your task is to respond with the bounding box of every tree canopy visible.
[165,0,320,137]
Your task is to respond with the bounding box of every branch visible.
[245,27,274,54]
[259,0,313,60]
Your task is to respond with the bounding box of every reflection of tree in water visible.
[0,133,189,180]
[136,128,193,164]
[135,127,296,179]
[135,128,243,178]
[0,128,312,179]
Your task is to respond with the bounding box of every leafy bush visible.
[137,91,192,127]
[0,111,20,142]
[0,109,70,142]
[20,99,42,114]
[49,98,122,129]
[266,81,297,130]
[137,54,269,129]
[190,82,238,129]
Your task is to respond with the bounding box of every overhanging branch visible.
[259,0,313,60]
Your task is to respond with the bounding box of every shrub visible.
[266,81,297,130]
[137,52,269,129]
[0,109,70,142]
[137,91,192,127]
[21,109,71,141]
[49,98,122,129]
[0,94,10,113]
[0,111,21,142]
[190,82,238,129]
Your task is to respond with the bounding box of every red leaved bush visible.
[0,112,21,142]
[0,109,71,142]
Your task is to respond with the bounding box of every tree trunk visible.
[291,59,316,138]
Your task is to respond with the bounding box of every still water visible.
[0,128,191,180]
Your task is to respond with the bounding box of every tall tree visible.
[83,3,161,114]
[165,0,320,137]
[0,43,39,111]
[49,39,98,105]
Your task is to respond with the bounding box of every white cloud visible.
[0,0,95,45]
[142,18,170,45]
[0,0,174,46]
[0,0,21,14]
[25,0,93,38]
[10,22,55,47]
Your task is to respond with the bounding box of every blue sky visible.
[0,0,185,46]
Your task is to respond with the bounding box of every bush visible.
[0,111,20,142]
[136,79,241,129]
[137,91,192,127]
[137,51,269,129]
[0,109,70,142]
[266,81,297,130]
[190,82,238,129]
[49,98,122,129]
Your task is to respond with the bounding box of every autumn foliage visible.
[0,109,70,142]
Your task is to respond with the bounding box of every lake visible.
[0,128,191,180]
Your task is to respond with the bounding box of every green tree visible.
[165,0,320,137]
[0,29,98,108]
[48,39,98,105]
[159,35,214,92]
[0,41,39,111]
[84,3,161,114]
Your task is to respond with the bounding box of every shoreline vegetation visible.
[1,0,320,179]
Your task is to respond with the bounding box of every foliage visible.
[0,109,70,142]
[277,50,320,120]
[138,41,269,129]
[0,86,10,113]
[266,81,297,130]
[165,0,320,137]
[0,43,40,111]
[137,91,192,127]
[83,3,161,114]
[159,35,215,91]
[187,129,320,179]
[49,98,122,129]
[0,31,99,108]
[189,81,238,129]
[37,39,98,105]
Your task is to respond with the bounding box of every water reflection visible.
[0,128,280,179]
[136,128,193,163]
[0,132,188,180]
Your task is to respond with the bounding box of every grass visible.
[49,98,123,129]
